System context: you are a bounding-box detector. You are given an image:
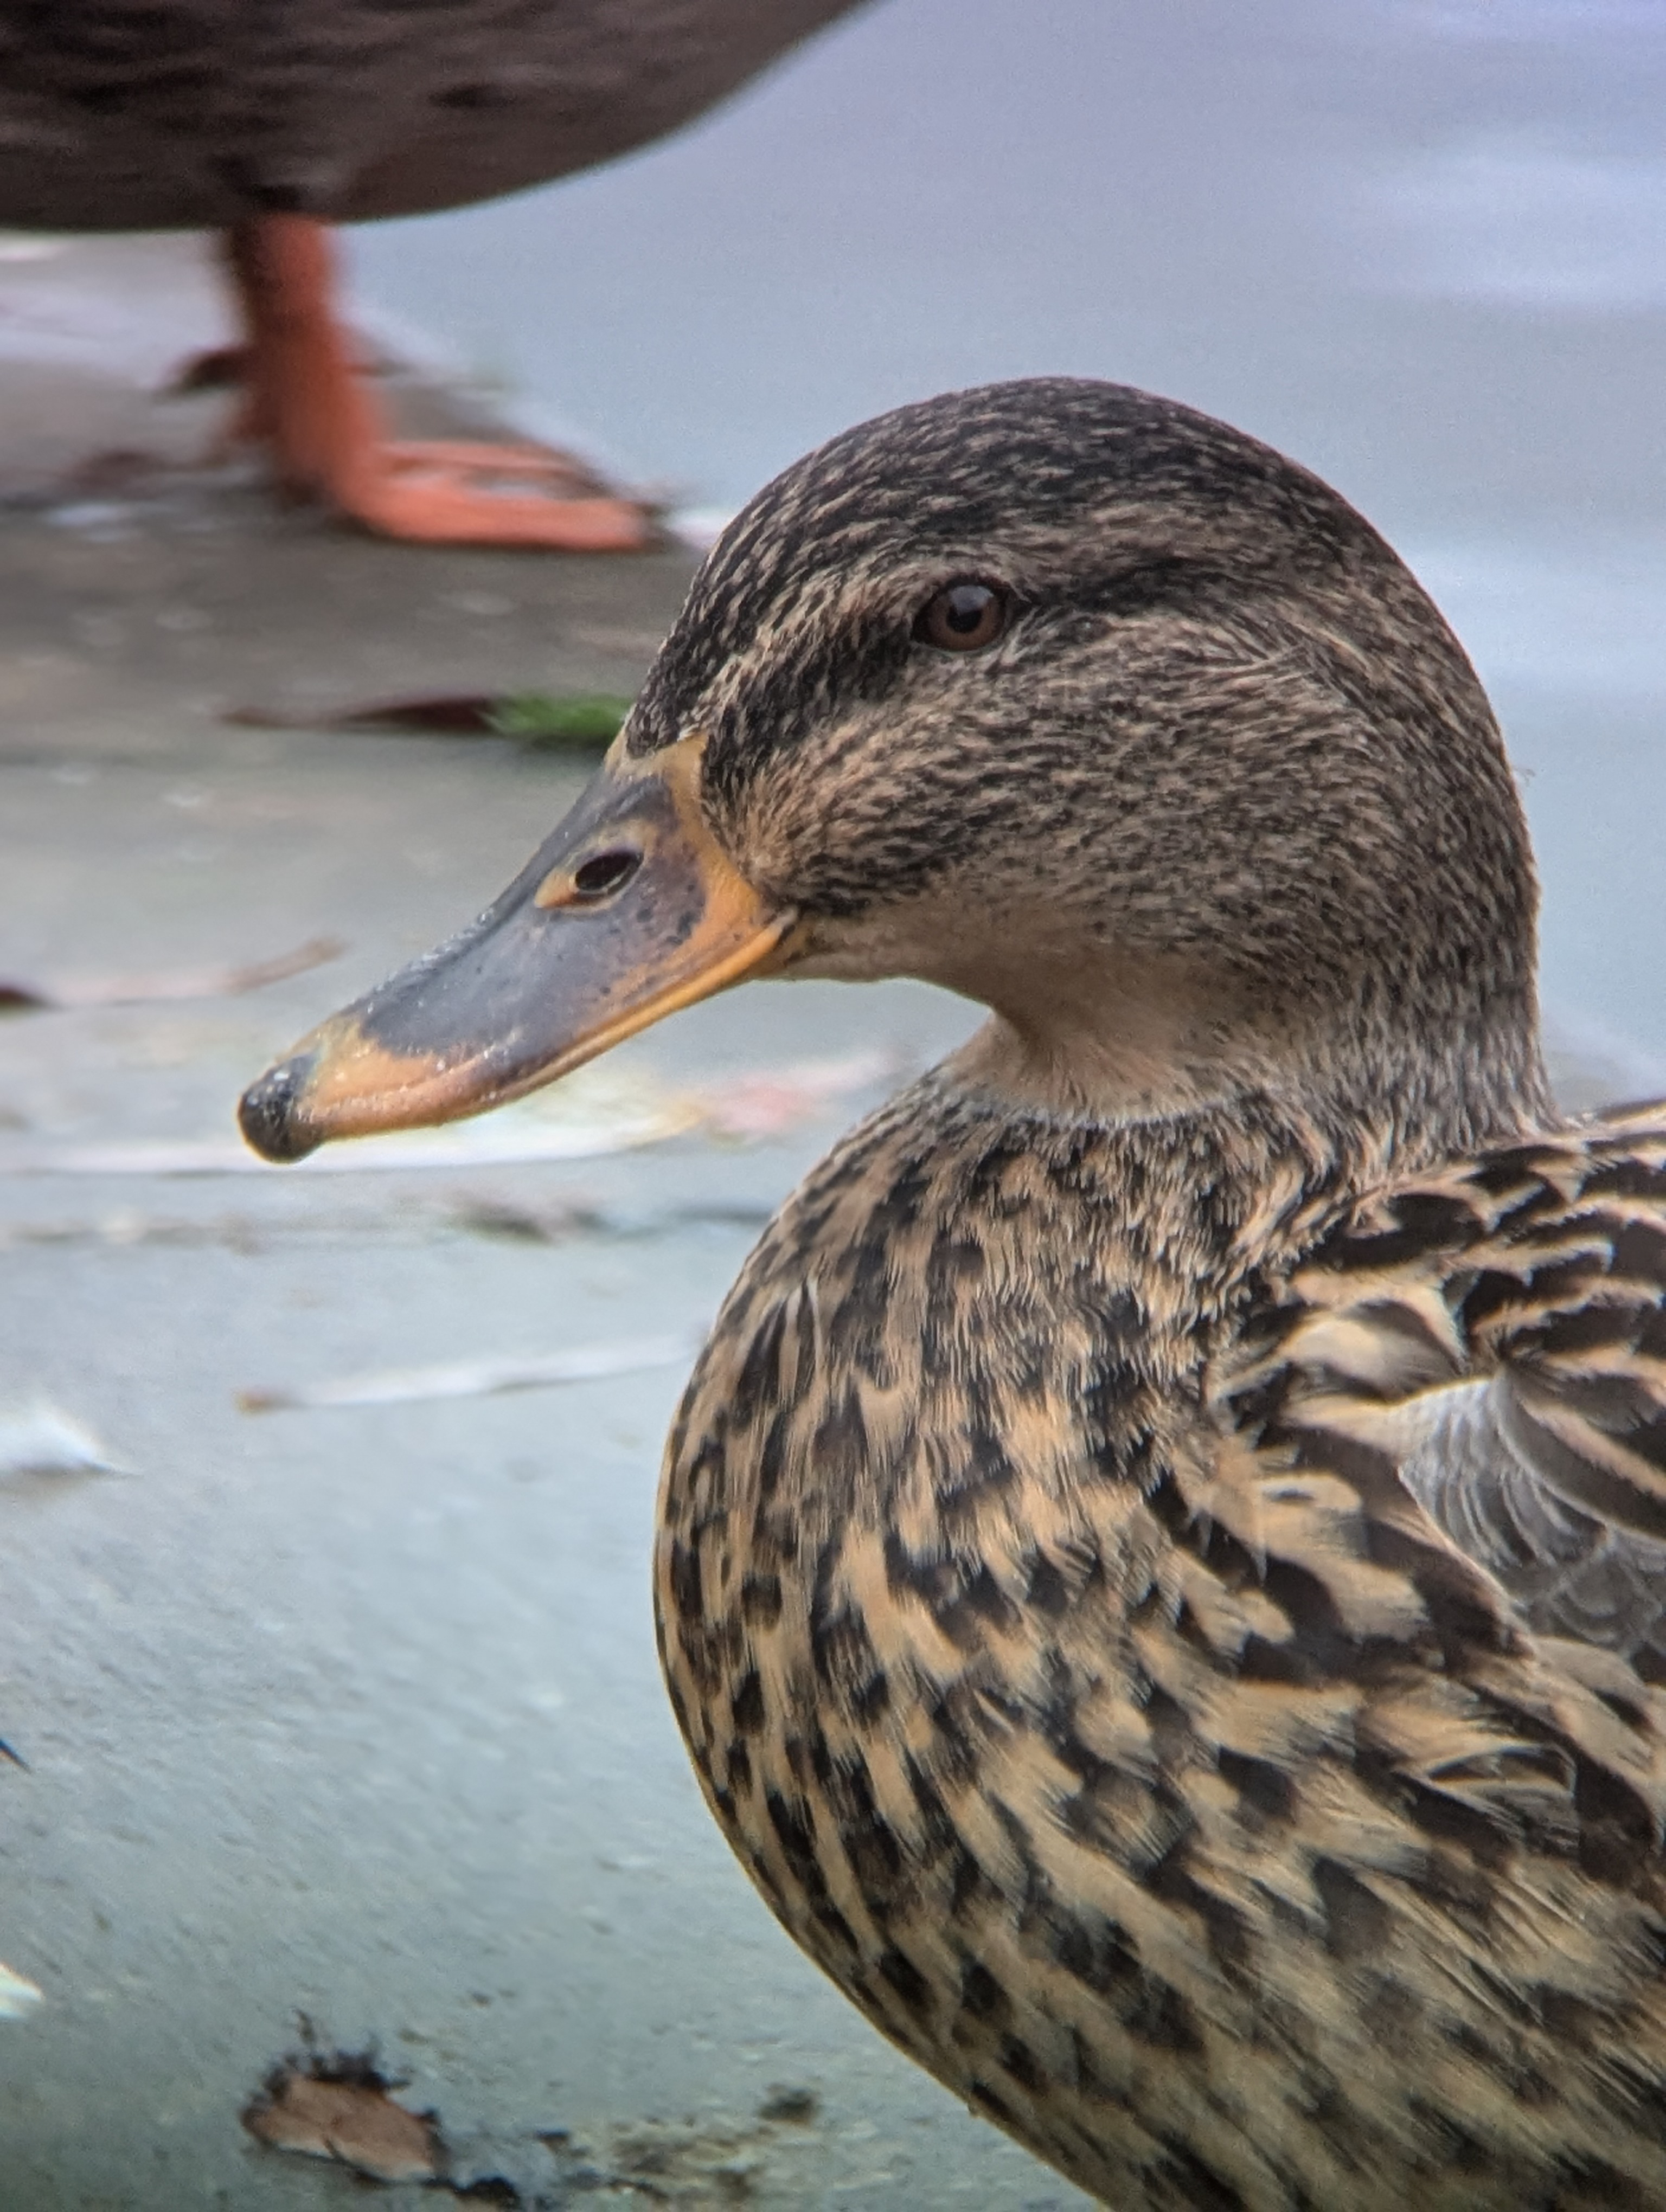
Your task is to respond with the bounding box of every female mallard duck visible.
[0,1,866,546]
[242,378,1666,2209]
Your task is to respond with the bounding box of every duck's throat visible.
[951,991,1554,1170]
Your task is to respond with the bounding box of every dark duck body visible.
[0,0,866,545]
[244,379,1666,2208]
[0,1,863,229]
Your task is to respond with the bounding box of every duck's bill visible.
[238,736,791,1164]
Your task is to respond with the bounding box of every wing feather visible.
[1264,1109,1666,1675]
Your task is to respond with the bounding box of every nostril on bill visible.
[238,1054,323,1163]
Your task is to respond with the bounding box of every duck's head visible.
[241,377,1547,1166]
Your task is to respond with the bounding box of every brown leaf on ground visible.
[56,446,176,494]
[223,693,507,734]
[162,344,249,396]
[243,2050,447,2184]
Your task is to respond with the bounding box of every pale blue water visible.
[350,0,1666,1072]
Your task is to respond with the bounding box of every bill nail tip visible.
[237,1057,324,1165]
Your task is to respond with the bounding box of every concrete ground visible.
[0,238,1083,2209]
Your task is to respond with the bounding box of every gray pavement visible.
[0,239,1078,2210]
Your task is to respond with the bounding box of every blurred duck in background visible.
[0,1,872,546]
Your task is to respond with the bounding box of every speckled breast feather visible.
[658,1075,1666,2212]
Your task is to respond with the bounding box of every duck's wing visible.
[1250,1110,1666,1675]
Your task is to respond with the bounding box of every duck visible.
[0,1,869,547]
[240,376,1666,2209]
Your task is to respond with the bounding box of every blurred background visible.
[0,1,1662,2204]
[350,0,1666,1062]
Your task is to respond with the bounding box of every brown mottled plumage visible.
[245,380,1666,2208]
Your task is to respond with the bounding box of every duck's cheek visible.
[768,889,1000,993]
[238,734,794,1163]
[771,924,899,986]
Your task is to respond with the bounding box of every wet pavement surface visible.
[0,239,1078,2209]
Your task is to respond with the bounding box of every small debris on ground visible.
[0,1963,42,2020]
[756,2088,818,2126]
[0,934,343,1013]
[245,2024,838,2203]
[450,1193,773,1244]
[223,688,632,751]
[488,691,632,750]
[225,692,505,735]
[0,1401,126,1479]
[238,1331,700,1413]
[243,2046,447,2185]
[162,344,249,396]
[450,1193,610,1244]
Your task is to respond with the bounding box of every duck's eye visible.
[571,848,642,901]
[913,581,1009,653]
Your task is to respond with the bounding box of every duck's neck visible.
[911,1065,1364,1356]
[893,1013,1558,1390]
[740,1061,1382,1457]
[948,999,1555,1211]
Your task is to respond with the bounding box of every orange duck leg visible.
[221,215,652,551]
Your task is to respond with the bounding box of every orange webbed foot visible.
[345,441,653,550]
[221,216,652,551]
